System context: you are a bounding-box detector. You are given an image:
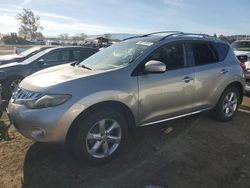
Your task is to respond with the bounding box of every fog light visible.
[31,128,46,138]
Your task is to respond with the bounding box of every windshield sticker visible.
[136,41,154,46]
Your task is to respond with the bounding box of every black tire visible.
[70,106,128,165]
[214,86,240,122]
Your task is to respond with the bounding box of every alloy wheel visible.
[86,119,122,158]
[222,92,238,118]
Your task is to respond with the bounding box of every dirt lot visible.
[0,97,250,188]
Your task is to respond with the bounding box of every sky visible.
[0,0,249,36]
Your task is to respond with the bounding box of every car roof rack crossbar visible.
[123,31,183,41]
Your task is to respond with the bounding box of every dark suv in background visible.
[0,46,52,65]
[0,46,98,99]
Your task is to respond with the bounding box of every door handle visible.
[182,76,193,83]
[220,69,228,74]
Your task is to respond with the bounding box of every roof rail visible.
[160,32,214,41]
[123,31,183,41]
[123,31,215,41]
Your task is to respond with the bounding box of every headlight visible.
[15,94,71,109]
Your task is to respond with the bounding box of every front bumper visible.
[7,100,86,144]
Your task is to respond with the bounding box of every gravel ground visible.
[0,97,250,188]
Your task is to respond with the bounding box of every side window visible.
[44,51,60,62]
[44,50,70,64]
[81,50,96,61]
[61,50,70,61]
[148,43,185,70]
[192,43,218,65]
[212,42,229,62]
[72,50,81,61]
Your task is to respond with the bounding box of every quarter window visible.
[192,43,217,65]
[212,42,229,62]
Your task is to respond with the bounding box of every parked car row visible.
[0,46,52,65]
[6,31,245,165]
[0,46,98,99]
[231,40,250,94]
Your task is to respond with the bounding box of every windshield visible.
[19,47,41,56]
[78,41,154,70]
[22,48,53,64]
[231,41,250,51]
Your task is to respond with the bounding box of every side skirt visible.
[138,108,212,127]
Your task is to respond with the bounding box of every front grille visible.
[12,87,42,101]
[237,55,248,62]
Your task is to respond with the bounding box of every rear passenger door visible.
[189,41,229,110]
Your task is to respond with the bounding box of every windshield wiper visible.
[78,64,92,70]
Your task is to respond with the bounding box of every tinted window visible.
[44,50,70,63]
[192,43,217,65]
[72,50,81,61]
[81,50,95,61]
[148,43,184,70]
[213,42,229,61]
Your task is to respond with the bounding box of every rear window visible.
[212,42,229,61]
[192,43,218,65]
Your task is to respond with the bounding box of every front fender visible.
[77,90,138,120]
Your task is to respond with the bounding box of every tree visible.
[218,35,229,43]
[16,8,43,40]
[2,34,31,45]
[58,33,69,40]
[34,32,44,40]
[71,33,87,41]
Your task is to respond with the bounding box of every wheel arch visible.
[218,81,244,105]
[226,81,244,103]
[65,100,136,144]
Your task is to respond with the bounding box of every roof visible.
[123,31,223,43]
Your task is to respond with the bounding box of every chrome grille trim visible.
[12,87,42,101]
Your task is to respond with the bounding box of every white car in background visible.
[232,40,250,94]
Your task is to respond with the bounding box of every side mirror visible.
[144,60,166,73]
[36,59,45,67]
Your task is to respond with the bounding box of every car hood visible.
[234,50,250,57]
[0,54,22,61]
[20,64,107,92]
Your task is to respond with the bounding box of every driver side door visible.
[137,42,195,125]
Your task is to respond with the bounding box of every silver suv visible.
[8,32,245,164]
